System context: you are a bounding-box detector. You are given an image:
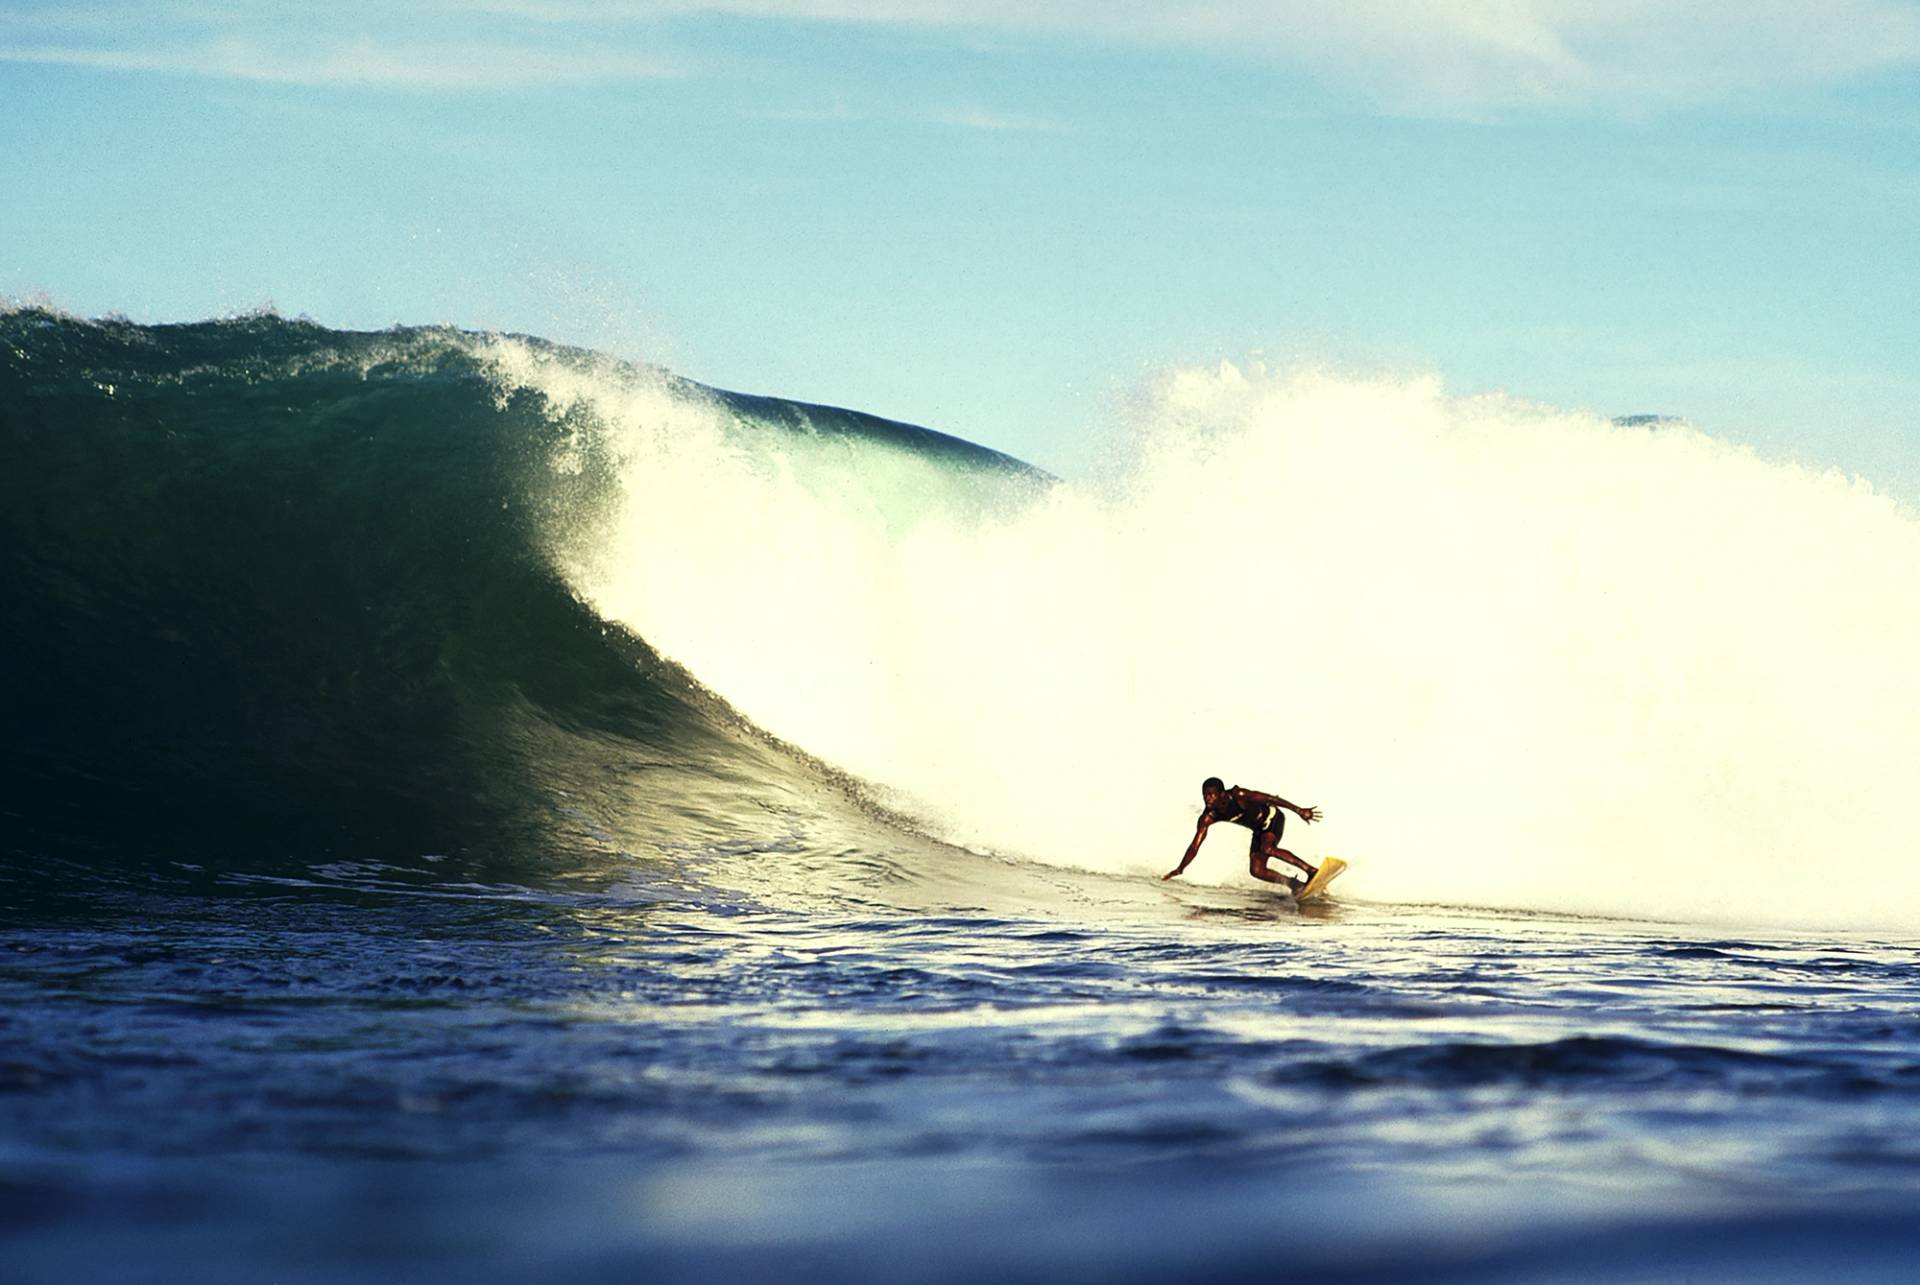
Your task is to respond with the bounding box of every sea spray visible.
[507,349,1920,932]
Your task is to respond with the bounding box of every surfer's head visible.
[1201,776,1225,804]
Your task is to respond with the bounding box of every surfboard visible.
[1294,856,1347,903]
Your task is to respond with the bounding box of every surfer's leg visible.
[1249,833,1306,892]
[1256,830,1316,881]
[1247,852,1301,890]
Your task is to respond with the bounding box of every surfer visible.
[1163,777,1322,891]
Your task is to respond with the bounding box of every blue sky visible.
[5,1,1919,487]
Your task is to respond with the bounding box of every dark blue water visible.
[8,857,1920,1282]
[6,310,1920,1280]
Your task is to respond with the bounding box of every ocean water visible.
[4,309,1920,1281]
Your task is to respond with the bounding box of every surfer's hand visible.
[1162,867,1183,881]
[1300,805,1322,823]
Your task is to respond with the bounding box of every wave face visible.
[6,309,1918,931]
[0,310,1033,886]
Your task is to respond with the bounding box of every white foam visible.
[489,341,1920,934]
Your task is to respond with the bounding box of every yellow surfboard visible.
[1294,856,1348,903]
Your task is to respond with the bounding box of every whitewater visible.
[484,336,1920,932]
[6,309,1920,1284]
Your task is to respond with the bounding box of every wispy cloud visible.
[449,0,1920,116]
[8,1,1920,111]
[0,33,682,90]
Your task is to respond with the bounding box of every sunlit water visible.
[7,854,1919,1283]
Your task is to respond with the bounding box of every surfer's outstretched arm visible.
[1242,790,1322,823]
[1163,815,1211,880]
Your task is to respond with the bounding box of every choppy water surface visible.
[6,861,1920,1282]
